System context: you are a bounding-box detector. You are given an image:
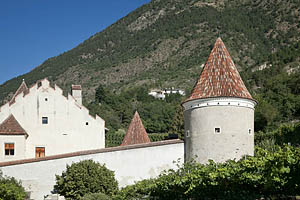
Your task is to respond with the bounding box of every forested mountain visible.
[1,0,299,135]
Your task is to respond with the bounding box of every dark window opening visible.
[45,98,48,101]
[42,117,48,124]
[86,122,89,125]
[215,128,221,134]
[4,143,14,156]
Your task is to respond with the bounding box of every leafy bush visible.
[81,192,111,200]
[0,171,26,200]
[54,160,118,200]
[116,145,300,199]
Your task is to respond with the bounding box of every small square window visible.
[86,122,89,125]
[4,143,14,156]
[42,117,48,124]
[36,147,45,158]
[215,128,221,134]
[45,98,48,101]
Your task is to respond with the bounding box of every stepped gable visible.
[0,114,27,136]
[9,80,29,105]
[121,111,151,146]
[184,38,254,103]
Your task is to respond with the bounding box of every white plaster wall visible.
[184,104,254,164]
[0,142,184,200]
[0,79,105,161]
[0,135,26,161]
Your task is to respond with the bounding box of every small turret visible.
[121,111,150,146]
[71,85,82,105]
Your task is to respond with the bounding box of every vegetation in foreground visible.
[54,160,118,200]
[0,171,26,200]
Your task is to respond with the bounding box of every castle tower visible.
[182,38,257,163]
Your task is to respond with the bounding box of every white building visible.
[148,88,185,100]
[0,78,105,162]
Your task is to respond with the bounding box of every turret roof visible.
[0,114,27,136]
[9,80,29,105]
[121,111,151,146]
[184,38,254,103]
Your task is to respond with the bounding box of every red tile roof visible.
[72,85,82,90]
[184,38,254,103]
[9,80,29,105]
[0,114,27,136]
[121,111,151,146]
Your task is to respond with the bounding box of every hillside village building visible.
[0,79,105,161]
[182,38,257,163]
[148,88,185,100]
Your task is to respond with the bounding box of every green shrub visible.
[0,171,26,200]
[54,160,118,200]
[81,192,111,200]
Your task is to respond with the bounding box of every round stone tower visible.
[182,38,257,164]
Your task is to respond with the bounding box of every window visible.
[42,117,48,124]
[86,122,89,125]
[45,98,48,101]
[186,130,190,137]
[248,129,252,135]
[215,127,221,134]
[4,143,14,156]
[35,147,45,158]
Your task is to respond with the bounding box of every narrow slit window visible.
[42,117,48,124]
[248,129,252,135]
[186,130,190,137]
[215,127,221,134]
[4,143,14,156]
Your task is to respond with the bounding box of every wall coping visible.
[0,139,183,167]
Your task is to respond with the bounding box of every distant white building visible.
[0,79,105,161]
[148,88,185,100]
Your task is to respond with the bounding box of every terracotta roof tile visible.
[0,114,27,136]
[185,38,254,103]
[72,85,82,90]
[121,111,151,146]
[9,80,29,105]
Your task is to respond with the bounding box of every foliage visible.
[54,160,118,200]
[255,122,300,150]
[0,171,26,200]
[115,146,300,199]
[81,192,111,200]
[89,85,184,145]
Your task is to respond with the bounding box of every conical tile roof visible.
[9,80,29,105]
[184,38,254,103]
[0,114,27,136]
[121,111,151,146]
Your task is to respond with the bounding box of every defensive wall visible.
[0,139,184,200]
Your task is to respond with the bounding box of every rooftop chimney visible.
[71,85,82,105]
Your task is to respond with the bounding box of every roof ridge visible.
[184,38,255,103]
[121,111,151,146]
[0,114,27,136]
[9,80,29,105]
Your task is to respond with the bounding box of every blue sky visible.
[0,0,151,84]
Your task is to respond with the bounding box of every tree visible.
[54,160,118,200]
[0,170,26,200]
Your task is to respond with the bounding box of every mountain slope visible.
[1,0,299,104]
